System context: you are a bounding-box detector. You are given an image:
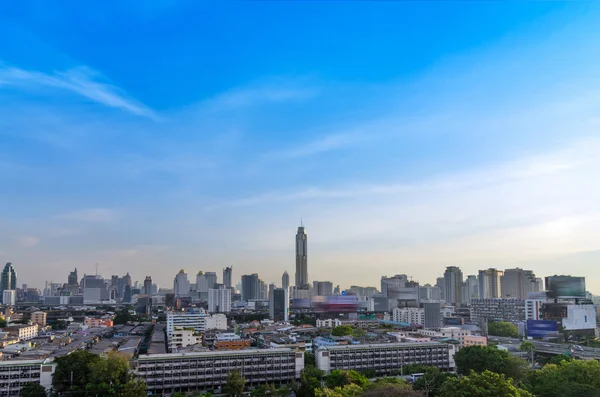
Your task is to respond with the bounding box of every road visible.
[490,336,600,360]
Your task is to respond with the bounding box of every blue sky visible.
[2,1,600,292]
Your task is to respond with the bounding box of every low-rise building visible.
[3,324,39,341]
[169,328,202,352]
[135,348,304,394]
[84,316,114,328]
[0,359,55,396]
[215,339,251,350]
[166,311,227,336]
[316,319,342,328]
[418,327,471,346]
[463,335,487,347]
[30,312,47,327]
[315,342,454,375]
[393,307,425,325]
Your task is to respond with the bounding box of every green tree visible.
[250,384,277,397]
[305,351,316,367]
[401,365,431,375]
[454,345,529,381]
[297,366,325,397]
[488,321,519,338]
[20,382,47,397]
[223,370,246,397]
[315,384,363,397]
[547,353,573,366]
[324,370,369,389]
[0,317,6,328]
[352,328,367,338]
[52,350,101,393]
[87,351,133,395]
[520,341,535,353]
[412,367,457,397]
[113,308,132,325]
[361,384,424,397]
[331,325,353,337]
[121,378,148,397]
[440,370,533,397]
[525,359,600,397]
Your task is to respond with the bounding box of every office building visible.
[295,225,308,288]
[208,287,232,313]
[2,290,15,306]
[313,281,333,296]
[478,269,503,299]
[4,324,38,340]
[223,267,233,289]
[136,348,304,394]
[144,276,152,296]
[444,267,463,306]
[67,268,78,286]
[0,360,55,396]
[168,328,202,352]
[269,288,289,322]
[282,271,290,290]
[381,275,408,298]
[1,263,17,304]
[166,311,227,336]
[315,343,454,375]
[501,268,541,300]
[173,269,190,297]
[196,272,209,294]
[241,274,259,301]
[424,302,442,328]
[525,299,545,320]
[205,272,217,289]
[392,307,424,325]
[470,298,525,325]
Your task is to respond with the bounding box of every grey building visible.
[223,267,233,289]
[241,274,260,301]
[269,288,288,321]
[315,342,454,375]
[470,298,526,325]
[295,225,308,288]
[313,281,333,296]
[478,269,503,299]
[501,268,541,300]
[444,266,463,306]
[424,302,442,328]
[282,271,290,290]
[144,276,153,296]
[0,263,16,304]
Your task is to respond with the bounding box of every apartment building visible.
[84,316,114,328]
[392,307,425,325]
[316,319,342,328]
[169,328,203,352]
[463,335,487,347]
[470,298,525,325]
[166,312,227,336]
[418,327,472,346]
[135,348,304,394]
[30,312,47,327]
[3,324,38,341]
[315,342,454,375]
[0,359,55,396]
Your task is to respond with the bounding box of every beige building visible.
[3,324,39,341]
[30,311,47,326]
[169,328,203,352]
[463,335,487,347]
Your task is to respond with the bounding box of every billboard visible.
[562,305,596,330]
[545,276,586,299]
[527,320,559,338]
[312,295,359,313]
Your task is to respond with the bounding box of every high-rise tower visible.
[223,267,233,289]
[295,225,308,288]
[444,266,463,306]
[282,271,290,290]
[1,263,17,304]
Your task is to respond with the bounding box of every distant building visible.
[525,298,545,320]
[444,267,463,305]
[241,274,259,301]
[313,281,333,296]
[205,272,217,290]
[269,288,288,322]
[169,328,202,352]
[4,324,38,340]
[223,267,233,289]
[295,225,308,288]
[2,290,16,306]
[30,311,47,326]
[282,271,290,290]
[208,287,232,313]
[470,298,525,325]
[463,335,487,347]
[67,268,78,286]
[166,311,227,336]
[173,270,190,297]
[501,268,541,300]
[393,307,425,325]
[462,275,479,304]
[144,276,153,296]
[1,263,17,304]
[478,269,503,299]
[316,318,342,328]
[84,316,114,328]
[424,302,442,328]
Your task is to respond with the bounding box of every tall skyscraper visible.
[241,274,259,301]
[68,268,78,286]
[205,272,217,290]
[478,268,503,299]
[501,268,541,300]
[209,287,232,313]
[144,276,153,296]
[381,275,408,297]
[223,267,233,289]
[269,287,289,322]
[196,272,209,293]
[173,269,190,297]
[443,266,463,306]
[462,275,479,305]
[1,263,17,304]
[295,225,308,288]
[282,271,290,290]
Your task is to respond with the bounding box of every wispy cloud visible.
[15,236,39,248]
[0,64,158,119]
[59,208,119,223]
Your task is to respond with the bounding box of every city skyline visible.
[2,3,600,291]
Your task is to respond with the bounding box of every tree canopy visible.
[331,325,354,337]
[412,367,457,397]
[454,345,529,381]
[298,366,325,397]
[440,370,533,397]
[488,321,519,338]
[223,370,246,397]
[325,370,369,389]
[20,382,47,397]
[525,359,600,397]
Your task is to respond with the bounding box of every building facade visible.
[392,307,425,325]
[470,298,526,325]
[0,359,55,396]
[444,267,463,306]
[135,349,304,394]
[30,311,47,326]
[208,288,232,313]
[501,268,541,300]
[223,267,233,289]
[315,342,454,375]
[424,302,442,328]
[166,312,227,336]
[173,270,190,297]
[295,225,308,288]
[478,269,503,299]
[269,288,288,322]
[0,263,16,305]
[241,274,259,301]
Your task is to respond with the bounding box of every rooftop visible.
[138,348,296,361]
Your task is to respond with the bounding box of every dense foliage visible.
[454,345,529,381]
[223,370,246,397]
[20,382,47,397]
[488,321,519,338]
[441,370,533,397]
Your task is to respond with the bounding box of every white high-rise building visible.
[462,275,479,305]
[393,307,425,325]
[2,290,16,306]
[173,270,190,297]
[478,269,503,299]
[295,225,308,288]
[208,288,231,313]
[444,267,463,305]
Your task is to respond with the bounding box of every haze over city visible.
[2,2,600,292]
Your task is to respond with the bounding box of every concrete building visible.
[462,275,479,305]
[463,335,487,347]
[135,349,304,394]
[173,270,190,297]
[470,298,525,325]
[478,269,503,299]
[418,327,472,346]
[525,299,545,320]
[205,272,217,290]
[313,281,333,296]
[144,276,153,296]
[241,274,259,301]
[392,307,425,325]
[84,316,114,328]
[315,342,454,375]
[2,290,16,306]
[0,263,16,305]
[223,267,233,289]
[282,271,290,290]
[381,275,407,298]
[501,268,541,300]
[208,287,231,313]
[295,225,308,288]
[0,359,55,396]
[444,267,463,306]
[316,318,342,328]
[166,311,227,336]
[424,302,442,328]
[169,328,203,352]
[30,311,47,327]
[3,324,38,341]
[196,272,209,295]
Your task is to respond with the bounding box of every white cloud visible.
[59,208,119,223]
[15,236,39,248]
[0,64,158,119]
